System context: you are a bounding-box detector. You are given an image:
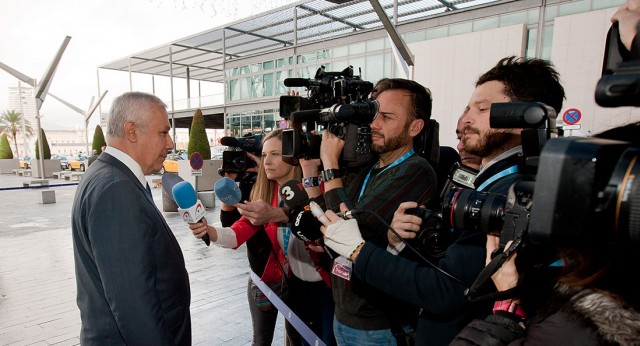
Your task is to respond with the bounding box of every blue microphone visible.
[172,181,210,246]
[214,177,242,205]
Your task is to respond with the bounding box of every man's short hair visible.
[372,78,433,121]
[476,56,565,114]
[107,92,167,139]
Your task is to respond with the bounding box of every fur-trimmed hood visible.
[558,284,640,345]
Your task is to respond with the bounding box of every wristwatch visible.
[320,169,342,182]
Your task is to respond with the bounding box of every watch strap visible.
[320,169,342,182]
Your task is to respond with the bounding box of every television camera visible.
[219,133,264,174]
[279,65,378,167]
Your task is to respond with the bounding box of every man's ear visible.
[124,121,137,142]
[410,119,424,137]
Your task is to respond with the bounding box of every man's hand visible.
[237,200,288,225]
[313,203,365,261]
[319,130,345,169]
[387,201,424,247]
[486,236,519,292]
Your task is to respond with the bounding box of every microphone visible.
[220,136,239,147]
[283,78,311,88]
[172,181,210,246]
[280,180,324,242]
[214,177,242,205]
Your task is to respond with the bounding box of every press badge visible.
[331,256,352,280]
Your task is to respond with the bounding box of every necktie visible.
[145,183,152,199]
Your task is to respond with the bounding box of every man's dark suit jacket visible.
[72,152,191,345]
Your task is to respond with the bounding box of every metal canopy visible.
[99,0,499,83]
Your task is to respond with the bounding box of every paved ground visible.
[0,173,285,345]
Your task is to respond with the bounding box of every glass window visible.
[318,49,330,60]
[366,38,385,51]
[544,5,557,22]
[403,30,425,43]
[240,65,250,75]
[541,26,553,60]
[263,60,275,70]
[332,45,348,58]
[558,0,590,17]
[241,115,252,135]
[240,77,251,99]
[527,9,539,24]
[251,114,262,133]
[474,17,498,31]
[525,28,537,58]
[348,57,365,76]
[593,0,625,10]
[228,79,240,101]
[264,114,276,132]
[276,58,286,68]
[250,63,261,73]
[349,42,366,55]
[500,12,526,27]
[384,52,392,80]
[289,56,293,65]
[449,22,472,36]
[426,26,447,39]
[251,75,262,98]
[263,73,274,97]
[365,54,384,85]
[276,71,286,95]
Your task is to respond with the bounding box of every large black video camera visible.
[219,133,263,174]
[280,65,377,167]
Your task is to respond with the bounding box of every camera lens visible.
[610,148,640,246]
[442,187,506,235]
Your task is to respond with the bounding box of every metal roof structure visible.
[99,0,501,84]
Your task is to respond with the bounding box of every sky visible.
[0,0,298,131]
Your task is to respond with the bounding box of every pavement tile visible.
[0,173,285,345]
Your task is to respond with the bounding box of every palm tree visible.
[0,110,34,157]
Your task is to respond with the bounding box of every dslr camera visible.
[408,101,559,258]
[219,133,263,174]
[280,65,378,168]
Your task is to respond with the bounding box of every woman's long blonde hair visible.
[249,129,302,203]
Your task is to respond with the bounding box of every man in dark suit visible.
[72,91,191,345]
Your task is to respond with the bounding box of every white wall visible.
[551,7,640,135]
[409,25,526,148]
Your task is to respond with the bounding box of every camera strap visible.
[358,149,415,201]
[466,237,523,302]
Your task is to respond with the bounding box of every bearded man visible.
[460,56,565,193]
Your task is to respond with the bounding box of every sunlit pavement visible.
[0,174,285,345]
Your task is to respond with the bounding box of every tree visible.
[34,128,51,159]
[0,109,34,157]
[187,108,210,159]
[92,124,106,154]
[0,134,13,159]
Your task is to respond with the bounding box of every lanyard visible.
[358,149,415,201]
[476,165,518,192]
[278,198,291,254]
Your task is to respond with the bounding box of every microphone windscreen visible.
[220,136,239,147]
[172,181,197,209]
[280,179,309,209]
[283,78,310,88]
[215,177,242,205]
[291,210,323,242]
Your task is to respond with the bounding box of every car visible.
[19,156,31,169]
[160,152,187,174]
[55,155,70,170]
[69,155,88,171]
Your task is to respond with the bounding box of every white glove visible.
[323,218,365,260]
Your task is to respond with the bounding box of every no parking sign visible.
[563,108,581,125]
